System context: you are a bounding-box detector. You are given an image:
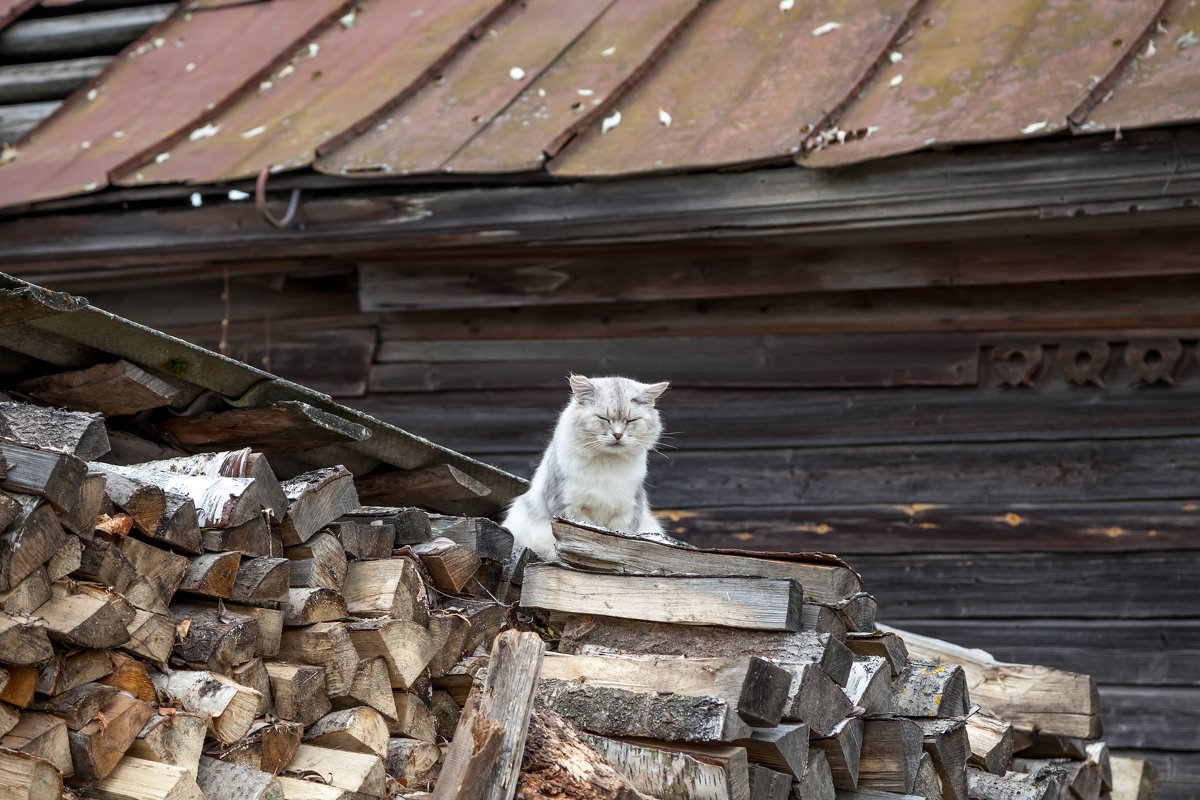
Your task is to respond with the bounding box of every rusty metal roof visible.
[1,0,1199,209]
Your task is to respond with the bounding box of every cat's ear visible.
[636,381,669,405]
[568,374,596,403]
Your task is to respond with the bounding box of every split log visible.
[516,708,651,800]
[833,593,878,635]
[72,755,204,800]
[231,659,273,717]
[76,535,137,595]
[126,711,207,777]
[1,497,68,592]
[523,565,804,632]
[735,723,809,778]
[857,718,923,794]
[205,720,301,774]
[35,581,130,649]
[558,616,853,686]
[264,663,330,726]
[283,587,348,626]
[749,764,790,800]
[783,661,854,736]
[797,749,836,800]
[0,400,109,461]
[16,361,178,418]
[623,742,749,800]
[964,767,1058,800]
[203,517,281,558]
[277,622,359,697]
[302,707,389,758]
[172,600,282,660]
[327,521,394,561]
[428,515,514,563]
[811,717,863,790]
[385,737,440,787]
[0,440,87,512]
[334,657,398,723]
[0,746,63,800]
[889,661,969,718]
[67,693,154,780]
[59,473,107,539]
[283,744,385,798]
[100,652,157,703]
[431,688,462,740]
[411,538,481,595]
[913,752,943,800]
[2,665,38,707]
[1011,757,1099,800]
[964,710,1013,775]
[341,506,433,546]
[883,626,1100,738]
[1,566,52,614]
[341,558,424,620]
[99,464,262,530]
[30,682,118,730]
[276,776,348,800]
[32,645,115,702]
[285,533,346,591]
[2,712,72,776]
[136,449,286,522]
[156,402,367,458]
[123,610,175,665]
[911,718,969,800]
[845,633,908,677]
[390,692,436,742]
[844,657,891,717]
[1084,741,1112,791]
[802,604,848,642]
[171,607,258,673]
[154,671,261,745]
[550,519,861,604]
[346,619,435,690]
[47,538,82,582]
[230,558,289,606]
[583,733,732,800]
[540,652,791,727]
[117,537,189,607]
[1109,755,1156,800]
[276,467,359,547]
[195,755,283,800]
[88,465,201,554]
[178,552,241,599]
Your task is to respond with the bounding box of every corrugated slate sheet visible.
[1,0,1197,208]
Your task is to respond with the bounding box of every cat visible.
[501,374,670,560]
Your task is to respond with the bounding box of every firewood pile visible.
[0,397,1157,800]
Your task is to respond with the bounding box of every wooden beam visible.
[16,361,178,417]
[155,403,368,455]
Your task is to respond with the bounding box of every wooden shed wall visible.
[63,226,1200,798]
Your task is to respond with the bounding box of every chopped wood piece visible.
[846,633,908,676]
[285,533,347,591]
[102,463,262,529]
[203,517,281,558]
[0,566,52,615]
[884,626,1100,738]
[230,558,289,605]
[541,651,791,727]
[231,659,273,717]
[516,708,651,800]
[844,656,892,717]
[2,712,72,776]
[265,663,330,726]
[157,403,368,457]
[117,537,189,607]
[76,535,137,594]
[1,497,68,593]
[333,657,398,723]
[60,473,107,539]
[558,615,853,685]
[1084,741,1112,791]
[284,743,385,798]
[812,717,863,790]
[523,565,803,631]
[341,558,424,619]
[17,361,178,417]
[911,718,969,800]
[178,552,242,599]
[126,711,207,777]
[411,538,481,595]
[47,538,82,582]
[965,711,1013,775]
[346,619,435,690]
[385,737,440,787]
[31,682,118,731]
[890,661,969,718]
[123,610,175,665]
[195,755,283,800]
[0,402,109,461]
[355,463,493,512]
[783,661,854,736]
[277,622,359,697]
[155,671,261,745]
[327,521,394,561]
[2,665,38,707]
[389,692,436,742]
[276,776,349,800]
[0,440,87,512]
[965,767,1056,800]
[473,630,544,800]
[67,693,154,780]
[171,607,258,672]
[1109,755,1156,800]
[172,600,282,660]
[802,603,849,642]
[35,581,130,649]
[858,718,923,794]
[749,764,790,800]
[833,593,878,634]
[204,720,302,774]
[99,652,157,703]
[913,752,943,800]
[429,515,515,563]
[550,519,861,604]
[72,755,204,800]
[1012,757,1097,800]
[583,733,730,800]
[0,745,63,800]
[0,489,18,531]
[92,465,201,554]
[35,648,113,698]
[276,466,359,546]
[797,749,836,800]
[303,707,389,758]
[735,723,809,778]
[431,689,461,740]
[283,587,348,626]
[341,506,432,546]
[136,449,287,522]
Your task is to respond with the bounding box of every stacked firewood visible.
[0,397,1159,800]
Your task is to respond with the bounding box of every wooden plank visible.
[16,360,179,417]
[1100,687,1200,750]
[371,333,981,390]
[355,464,492,508]
[521,564,804,632]
[155,402,369,454]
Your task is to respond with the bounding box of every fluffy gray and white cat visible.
[501,374,669,559]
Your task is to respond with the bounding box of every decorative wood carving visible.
[992,346,1045,388]
[1058,342,1111,387]
[1125,340,1183,386]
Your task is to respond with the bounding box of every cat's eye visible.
[596,415,610,423]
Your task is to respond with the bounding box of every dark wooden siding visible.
[60,226,1200,799]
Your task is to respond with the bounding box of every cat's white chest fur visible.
[559,452,643,530]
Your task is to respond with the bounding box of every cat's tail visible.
[500,494,557,561]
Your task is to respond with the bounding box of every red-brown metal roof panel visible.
[0,0,352,209]
[802,0,1167,167]
[549,0,921,177]
[1077,0,1200,132]
[0,0,36,30]
[315,0,616,177]
[121,0,511,186]
[444,0,706,174]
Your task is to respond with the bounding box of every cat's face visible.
[564,375,668,455]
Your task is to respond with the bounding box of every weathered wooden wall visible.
[39,225,1200,798]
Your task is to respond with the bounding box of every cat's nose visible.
[612,432,623,439]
